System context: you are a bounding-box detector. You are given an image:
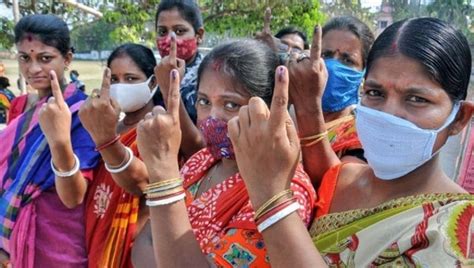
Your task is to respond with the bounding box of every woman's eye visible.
[157,29,167,36]
[126,77,136,82]
[18,55,29,62]
[342,57,354,66]
[175,28,187,35]
[365,89,383,98]
[40,56,52,62]
[197,98,210,106]
[224,102,240,111]
[407,95,428,103]
[321,51,332,59]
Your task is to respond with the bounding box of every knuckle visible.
[272,96,288,108]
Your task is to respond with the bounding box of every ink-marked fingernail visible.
[278,66,285,82]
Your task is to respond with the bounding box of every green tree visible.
[321,0,375,29]
[426,0,473,43]
[70,19,116,52]
[201,0,325,39]
[102,0,159,48]
[0,17,15,49]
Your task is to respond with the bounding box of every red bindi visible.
[390,42,397,53]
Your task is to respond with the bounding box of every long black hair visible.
[366,17,471,102]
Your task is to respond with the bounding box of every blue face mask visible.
[70,74,78,82]
[322,58,365,113]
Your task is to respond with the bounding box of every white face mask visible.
[355,102,461,180]
[110,76,157,113]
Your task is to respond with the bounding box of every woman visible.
[0,14,99,267]
[136,40,316,267]
[292,17,374,176]
[154,0,204,123]
[79,43,158,268]
[232,18,474,266]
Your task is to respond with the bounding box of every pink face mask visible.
[198,117,235,160]
[156,35,198,61]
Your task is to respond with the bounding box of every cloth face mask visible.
[322,58,365,113]
[198,117,235,160]
[110,76,157,113]
[355,102,460,180]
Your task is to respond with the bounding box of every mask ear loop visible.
[146,75,160,104]
[436,102,462,132]
[429,101,462,159]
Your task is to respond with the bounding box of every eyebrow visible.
[405,87,435,95]
[18,50,55,56]
[365,80,438,95]
[363,80,383,89]
[197,91,248,100]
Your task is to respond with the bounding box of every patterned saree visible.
[85,128,140,268]
[312,166,474,267]
[0,84,99,267]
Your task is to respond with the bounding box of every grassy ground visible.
[1,58,105,95]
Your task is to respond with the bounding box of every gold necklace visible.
[196,162,219,198]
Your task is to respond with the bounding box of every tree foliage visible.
[200,0,325,39]
[70,19,116,52]
[102,0,159,48]
[320,0,375,30]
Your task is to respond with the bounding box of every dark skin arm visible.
[228,65,327,267]
[154,32,205,160]
[39,70,89,208]
[79,69,149,195]
[137,70,210,268]
[289,26,340,185]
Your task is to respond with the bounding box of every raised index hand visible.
[228,66,300,206]
[137,69,182,181]
[38,70,72,146]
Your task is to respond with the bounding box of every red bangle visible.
[95,135,121,151]
[255,197,297,225]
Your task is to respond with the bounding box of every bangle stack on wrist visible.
[254,189,300,233]
[144,178,185,207]
[300,130,328,147]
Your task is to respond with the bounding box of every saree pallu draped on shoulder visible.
[0,84,99,267]
[311,193,474,267]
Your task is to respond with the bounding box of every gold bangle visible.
[299,130,328,141]
[144,181,183,194]
[146,186,185,199]
[254,193,294,221]
[254,189,293,219]
[145,178,183,192]
[301,132,328,147]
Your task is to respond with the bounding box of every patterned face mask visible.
[198,117,235,160]
[156,36,198,62]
